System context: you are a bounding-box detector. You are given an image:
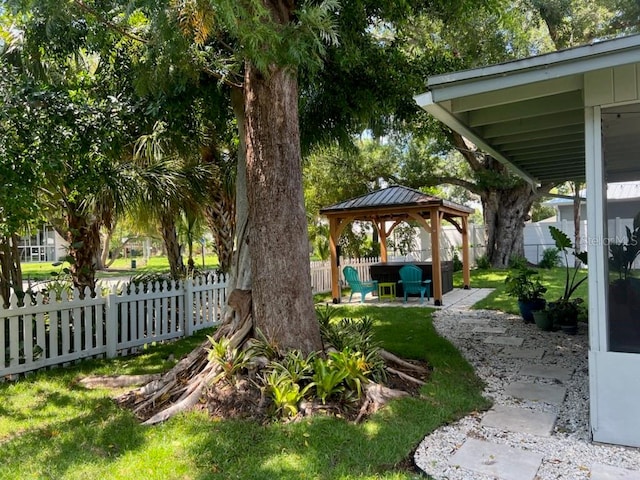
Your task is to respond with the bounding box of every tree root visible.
[116,289,254,423]
[355,383,410,423]
[379,349,429,374]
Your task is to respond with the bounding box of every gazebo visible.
[320,185,473,305]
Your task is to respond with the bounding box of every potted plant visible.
[547,226,588,334]
[504,266,547,323]
[531,307,554,331]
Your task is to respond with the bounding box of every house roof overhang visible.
[415,34,640,185]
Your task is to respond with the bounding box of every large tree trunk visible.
[66,210,101,295]
[483,184,536,268]
[159,214,185,279]
[229,86,251,291]
[244,60,322,354]
[0,234,23,307]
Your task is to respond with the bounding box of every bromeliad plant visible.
[207,337,250,385]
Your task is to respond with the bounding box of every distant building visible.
[545,181,640,222]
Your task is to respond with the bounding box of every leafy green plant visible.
[549,225,588,302]
[608,213,640,280]
[538,247,561,269]
[272,350,316,384]
[508,254,528,270]
[207,337,250,384]
[41,258,75,300]
[504,267,546,301]
[475,254,491,269]
[246,328,280,360]
[263,369,313,418]
[312,357,348,404]
[328,349,370,398]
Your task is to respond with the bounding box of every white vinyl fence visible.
[1,273,227,377]
[310,257,380,294]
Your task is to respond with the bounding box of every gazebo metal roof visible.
[320,185,474,218]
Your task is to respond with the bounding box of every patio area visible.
[338,286,494,310]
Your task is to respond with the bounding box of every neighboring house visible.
[17,224,67,263]
[545,181,640,222]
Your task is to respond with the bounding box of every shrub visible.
[538,247,561,269]
[508,254,528,270]
[475,254,491,269]
[451,248,463,272]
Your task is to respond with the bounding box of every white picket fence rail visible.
[310,257,380,294]
[2,259,393,378]
[1,273,228,377]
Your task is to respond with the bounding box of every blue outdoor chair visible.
[398,264,431,304]
[343,266,378,303]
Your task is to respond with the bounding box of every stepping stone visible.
[484,336,524,347]
[505,381,566,405]
[449,438,542,480]
[519,364,573,382]
[591,463,640,479]
[459,318,489,324]
[481,405,556,437]
[473,326,507,334]
[501,347,545,359]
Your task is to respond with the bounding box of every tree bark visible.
[0,234,24,307]
[244,60,322,354]
[65,209,101,296]
[482,184,537,268]
[229,86,251,291]
[159,213,185,279]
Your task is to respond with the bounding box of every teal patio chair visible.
[343,266,378,303]
[398,264,431,304]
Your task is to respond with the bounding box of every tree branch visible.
[72,0,149,45]
[428,175,484,196]
[449,130,484,173]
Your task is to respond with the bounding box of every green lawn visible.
[0,306,489,480]
[21,255,221,283]
[454,267,588,316]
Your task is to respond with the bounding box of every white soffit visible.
[415,34,640,185]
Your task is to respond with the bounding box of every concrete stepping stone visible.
[459,318,490,324]
[484,336,524,347]
[501,347,545,359]
[505,381,566,405]
[591,463,640,479]
[519,364,573,382]
[481,405,556,436]
[472,326,507,334]
[449,438,542,480]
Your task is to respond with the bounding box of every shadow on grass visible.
[182,306,489,479]
[0,307,488,479]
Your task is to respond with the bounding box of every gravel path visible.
[414,307,640,480]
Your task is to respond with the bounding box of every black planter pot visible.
[532,310,554,331]
[518,298,547,323]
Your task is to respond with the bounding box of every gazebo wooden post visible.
[430,209,444,306]
[328,217,341,303]
[374,220,389,262]
[462,216,471,289]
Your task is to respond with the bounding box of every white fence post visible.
[184,278,193,338]
[105,286,118,358]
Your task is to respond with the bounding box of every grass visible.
[0,306,489,480]
[454,266,588,316]
[20,255,221,283]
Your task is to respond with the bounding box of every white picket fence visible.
[310,257,380,294]
[1,273,227,377]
